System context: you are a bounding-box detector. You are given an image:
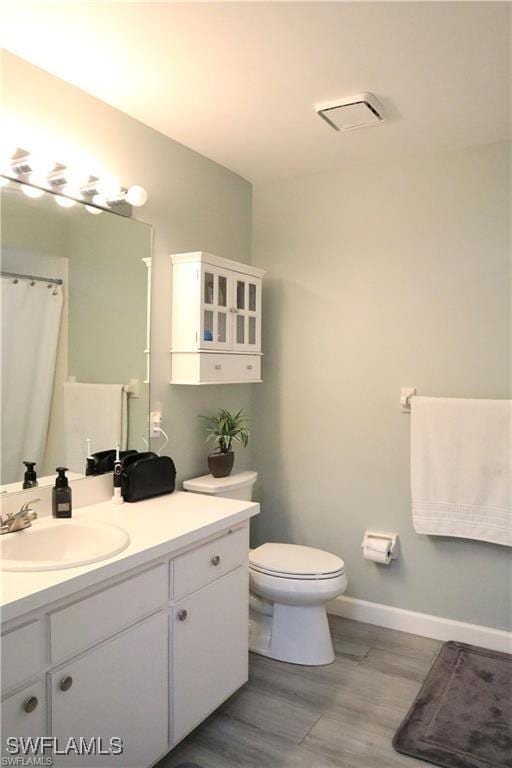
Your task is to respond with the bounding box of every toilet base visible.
[250,601,335,666]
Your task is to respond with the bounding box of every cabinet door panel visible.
[232,276,261,353]
[172,567,248,744]
[200,266,233,350]
[50,612,168,768]
[2,680,46,760]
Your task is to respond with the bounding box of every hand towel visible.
[411,396,511,547]
[64,382,128,474]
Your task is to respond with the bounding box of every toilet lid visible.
[249,543,344,578]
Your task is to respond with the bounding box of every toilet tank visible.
[182,471,257,500]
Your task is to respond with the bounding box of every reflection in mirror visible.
[1,179,152,494]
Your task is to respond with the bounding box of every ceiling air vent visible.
[316,93,384,131]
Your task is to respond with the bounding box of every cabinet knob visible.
[246,364,253,370]
[23,696,38,713]
[214,364,222,370]
[178,609,188,622]
[211,555,221,566]
[59,676,73,692]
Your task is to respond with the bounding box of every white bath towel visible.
[411,396,511,547]
[64,382,128,474]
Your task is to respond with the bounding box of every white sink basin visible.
[0,518,130,571]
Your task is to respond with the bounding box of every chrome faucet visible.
[0,499,39,535]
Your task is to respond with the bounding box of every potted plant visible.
[200,408,250,478]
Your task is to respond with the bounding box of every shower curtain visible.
[1,276,63,483]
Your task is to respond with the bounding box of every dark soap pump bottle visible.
[53,467,72,518]
[22,461,38,489]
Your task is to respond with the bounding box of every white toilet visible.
[182,470,347,666]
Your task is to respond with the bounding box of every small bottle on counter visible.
[22,461,38,489]
[52,467,72,518]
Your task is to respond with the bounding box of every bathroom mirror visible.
[0,178,152,494]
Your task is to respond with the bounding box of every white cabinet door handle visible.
[246,365,253,370]
[214,364,222,370]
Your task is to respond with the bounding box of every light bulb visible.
[97,174,121,198]
[27,151,56,177]
[55,194,75,208]
[126,185,148,207]
[62,184,82,200]
[85,204,102,215]
[22,184,44,199]
[28,172,50,190]
[92,194,109,208]
[65,165,91,188]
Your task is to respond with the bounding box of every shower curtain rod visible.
[1,270,63,286]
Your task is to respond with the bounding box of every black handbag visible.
[120,452,176,503]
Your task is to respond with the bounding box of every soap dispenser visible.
[53,467,72,518]
[22,461,38,489]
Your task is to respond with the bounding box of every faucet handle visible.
[20,498,40,513]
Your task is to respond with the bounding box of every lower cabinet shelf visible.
[171,352,261,385]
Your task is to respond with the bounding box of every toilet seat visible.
[249,543,345,581]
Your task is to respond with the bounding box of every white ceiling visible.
[1,2,510,182]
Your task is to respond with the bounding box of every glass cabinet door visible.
[232,276,261,352]
[200,266,232,350]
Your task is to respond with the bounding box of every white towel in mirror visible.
[64,382,128,474]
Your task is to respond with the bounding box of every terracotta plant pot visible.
[208,451,234,478]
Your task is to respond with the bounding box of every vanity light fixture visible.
[1,147,148,213]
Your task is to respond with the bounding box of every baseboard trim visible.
[327,596,511,654]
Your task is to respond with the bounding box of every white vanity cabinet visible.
[1,521,250,767]
[170,252,265,384]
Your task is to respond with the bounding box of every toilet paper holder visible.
[361,531,399,562]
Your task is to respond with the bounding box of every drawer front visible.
[200,354,260,383]
[1,621,44,693]
[173,526,248,601]
[1,680,45,757]
[50,563,168,662]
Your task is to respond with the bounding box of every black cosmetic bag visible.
[91,449,138,475]
[120,452,176,503]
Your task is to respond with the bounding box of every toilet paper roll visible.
[363,536,392,564]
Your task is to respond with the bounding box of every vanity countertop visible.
[0,491,259,624]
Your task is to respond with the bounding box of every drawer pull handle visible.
[214,364,222,370]
[246,365,253,370]
[59,676,73,692]
[23,696,38,714]
[178,609,188,622]
[211,555,221,566]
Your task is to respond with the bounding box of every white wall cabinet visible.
[170,252,265,384]
[1,522,250,767]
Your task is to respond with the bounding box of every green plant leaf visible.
[198,408,251,452]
